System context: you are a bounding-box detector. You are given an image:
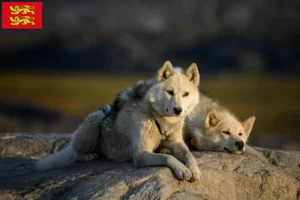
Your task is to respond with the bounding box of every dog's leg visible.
[245,144,269,163]
[72,108,109,160]
[159,148,173,155]
[77,153,98,162]
[130,121,192,180]
[72,122,99,155]
[163,140,201,181]
[133,151,192,180]
[36,120,100,170]
[36,118,100,170]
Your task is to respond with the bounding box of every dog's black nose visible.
[235,141,244,150]
[173,107,182,115]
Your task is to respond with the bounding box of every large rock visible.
[0,133,299,200]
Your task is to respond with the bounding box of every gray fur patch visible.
[112,78,155,112]
[85,110,106,125]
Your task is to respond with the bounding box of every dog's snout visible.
[235,141,244,150]
[173,107,182,115]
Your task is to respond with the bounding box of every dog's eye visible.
[167,90,174,96]
[222,131,230,135]
[239,133,243,136]
[183,92,189,97]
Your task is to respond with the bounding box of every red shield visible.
[2,2,42,29]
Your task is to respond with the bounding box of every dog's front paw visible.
[172,164,192,180]
[78,153,98,162]
[186,161,201,181]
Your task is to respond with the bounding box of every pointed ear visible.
[184,63,200,87]
[156,61,174,81]
[204,107,221,129]
[242,116,256,136]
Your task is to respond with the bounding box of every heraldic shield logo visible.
[2,2,42,29]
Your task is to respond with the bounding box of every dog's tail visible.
[36,144,78,171]
[245,144,269,163]
[36,105,111,171]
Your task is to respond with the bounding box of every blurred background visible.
[0,0,299,150]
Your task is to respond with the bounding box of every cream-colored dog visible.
[113,80,268,162]
[183,92,267,162]
[37,61,201,181]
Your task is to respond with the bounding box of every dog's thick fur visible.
[36,61,201,181]
[110,79,268,162]
[183,93,268,162]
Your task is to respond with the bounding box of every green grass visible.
[0,72,299,134]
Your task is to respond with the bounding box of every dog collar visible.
[154,119,163,135]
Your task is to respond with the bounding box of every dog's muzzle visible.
[173,107,182,115]
[223,148,242,154]
[235,141,244,150]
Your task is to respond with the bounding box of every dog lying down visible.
[36,62,268,182]
[37,62,202,181]
[113,78,269,163]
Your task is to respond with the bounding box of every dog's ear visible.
[184,63,200,87]
[204,107,220,129]
[156,61,174,81]
[242,116,256,136]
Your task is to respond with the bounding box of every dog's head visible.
[198,107,255,154]
[147,61,200,117]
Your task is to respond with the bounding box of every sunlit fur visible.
[36,61,202,181]
[146,67,199,118]
[111,78,268,162]
[109,77,267,162]
[185,93,268,162]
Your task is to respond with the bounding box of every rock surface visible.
[0,133,299,200]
